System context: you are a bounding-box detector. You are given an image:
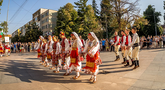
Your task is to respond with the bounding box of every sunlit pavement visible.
[0,49,165,90]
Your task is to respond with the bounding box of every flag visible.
[0,31,3,38]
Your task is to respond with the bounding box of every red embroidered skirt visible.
[83,52,100,73]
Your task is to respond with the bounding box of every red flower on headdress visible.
[71,34,74,36]
[60,31,64,35]
[88,33,91,36]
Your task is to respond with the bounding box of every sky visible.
[0,0,164,34]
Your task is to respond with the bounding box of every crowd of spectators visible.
[10,42,37,53]
[99,35,165,52]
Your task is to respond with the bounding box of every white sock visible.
[57,67,59,71]
[66,69,69,74]
[47,63,49,65]
[91,75,94,78]
[94,75,96,79]
[76,72,80,76]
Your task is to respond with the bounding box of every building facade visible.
[12,8,57,37]
[40,9,57,35]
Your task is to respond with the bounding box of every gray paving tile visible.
[151,82,163,89]
[132,80,154,89]
[128,86,153,90]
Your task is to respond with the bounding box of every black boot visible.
[133,60,138,70]
[137,60,139,67]
[124,60,129,67]
[121,58,126,64]
[114,55,120,61]
[130,59,135,67]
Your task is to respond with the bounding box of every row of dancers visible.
[35,32,102,83]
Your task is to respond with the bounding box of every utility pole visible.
[6,0,10,35]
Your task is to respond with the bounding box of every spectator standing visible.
[14,43,16,53]
[105,39,109,51]
[102,39,106,51]
[146,35,150,49]
[159,36,163,48]
[28,43,30,52]
[110,38,114,52]
[17,42,20,53]
[163,35,165,48]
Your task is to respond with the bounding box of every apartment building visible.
[12,8,58,37]
[12,20,33,37]
[40,9,57,35]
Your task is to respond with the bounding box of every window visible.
[46,18,49,22]
[42,15,45,18]
[35,17,37,21]
[46,12,48,16]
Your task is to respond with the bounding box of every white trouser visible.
[115,45,120,56]
[125,47,132,60]
[132,46,140,61]
[121,48,126,58]
[5,49,8,56]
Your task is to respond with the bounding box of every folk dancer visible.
[69,32,84,79]
[120,30,126,64]
[127,27,140,69]
[5,42,11,56]
[35,39,42,58]
[60,31,70,76]
[81,32,102,83]
[41,39,48,65]
[45,35,54,67]
[50,36,61,73]
[113,31,120,61]
[124,29,133,67]
[39,36,44,62]
[0,42,3,57]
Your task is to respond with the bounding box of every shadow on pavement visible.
[99,69,133,74]
[0,60,83,83]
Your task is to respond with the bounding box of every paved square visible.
[0,49,165,90]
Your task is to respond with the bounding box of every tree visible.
[75,0,99,39]
[0,21,8,34]
[54,3,78,38]
[0,0,3,12]
[11,35,19,43]
[92,0,100,18]
[131,16,149,36]
[25,22,43,42]
[109,0,140,31]
[143,5,162,36]
[100,0,115,38]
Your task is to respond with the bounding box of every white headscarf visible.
[72,32,83,47]
[39,36,44,40]
[89,32,100,49]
